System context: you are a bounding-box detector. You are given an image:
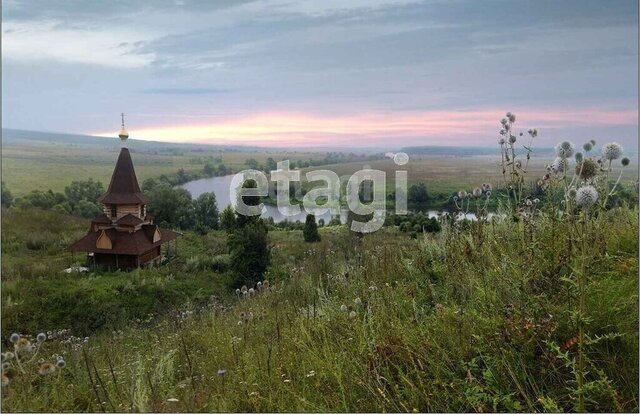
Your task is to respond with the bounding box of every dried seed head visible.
[575,159,599,180]
[601,142,623,160]
[576,185,598,208]
[38,362,56,375]
[555,141,575,158]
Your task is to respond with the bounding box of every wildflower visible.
[500,118,508,125]
[583,142,593,152]
[167,398,179,402]
[56,358,66,369]
[508,134,516,143]
[576,185,598,208]
[9,333,19,344]
[256,281,262,290]
[235,288,240,296]
[37,333,47,343]
[217,368,226,376]
[551,157,568,174]
[621,157,630,166]
[555,141,575,158]
[368,285,378,292]
[354,297,362,305]
[16,338,31,352]
[240,285,248,294]
[481,183,492,192]
[472,187,482,198]
[38,362,56,375]
[349,311,357,320]
[575,159,599,180]
[340,304,348,312]
[568,187,577,198]
[248,288,255,296]
[601,142,623,160]
[498,138,506,145]
[262,280,269,289]
[575,152,583,162]
[507,112,516,123]
[1,374,8,387]
[4,352,14,361]
[590,139,596,146]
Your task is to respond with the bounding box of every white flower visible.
[551,157,569,173]
[555,141,575,158]
[575,185,598,208]
[601,142,623,160]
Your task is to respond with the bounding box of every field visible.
[1,129,638,412]
[1,204,638,412]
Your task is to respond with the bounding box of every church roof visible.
[91,213,112,225]
[116,213,144,226]
[69,224,179,255]
[97,148,149,205]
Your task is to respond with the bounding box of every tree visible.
[228,220,270,286]
[303,214,321,242]
[194,192,219,230]
[1,182,13,208]
[203,162,216,177]
[64,179,104,217]
[65,179,104,207]
[408,183,429,204]
[265,157,277,172]
[147,183,194,229]
[220,205,237,232]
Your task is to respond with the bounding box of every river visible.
[180,174,489,223]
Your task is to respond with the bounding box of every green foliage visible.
[146,183,194,229]
[228,220,270,286]
[193,192,219,231]
[220,205,237,232]
[407,182,429,203]
[303,214,321,242]
[1,181,13,207]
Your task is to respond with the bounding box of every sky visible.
[2,0,638,149]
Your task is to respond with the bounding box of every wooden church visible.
[69,117,179,269]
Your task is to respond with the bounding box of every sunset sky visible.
[2,0,638,148]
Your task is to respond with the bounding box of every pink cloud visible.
[94,107,638,148]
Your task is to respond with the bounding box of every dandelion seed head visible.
[576,185,598,208]
[9,334,19,344]
[36,333,46,343]
[472,187,483,198]
[601,142,623,160]
[56,358,66,369]
[583,142,593,152]
[555,141,575,158]
[235,288,240,295]
[457,190,467,199]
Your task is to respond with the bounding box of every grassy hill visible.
[0,204,637,412]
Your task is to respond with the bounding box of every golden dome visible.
[118,127,129,140]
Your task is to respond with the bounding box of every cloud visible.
[140,87,231,95]
[93,108,638,148]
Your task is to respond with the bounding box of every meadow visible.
[1,125,639,412]
[1,204,637,412]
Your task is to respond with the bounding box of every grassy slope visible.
[1,207,637,412]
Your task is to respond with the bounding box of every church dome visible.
[119,127,129,140]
